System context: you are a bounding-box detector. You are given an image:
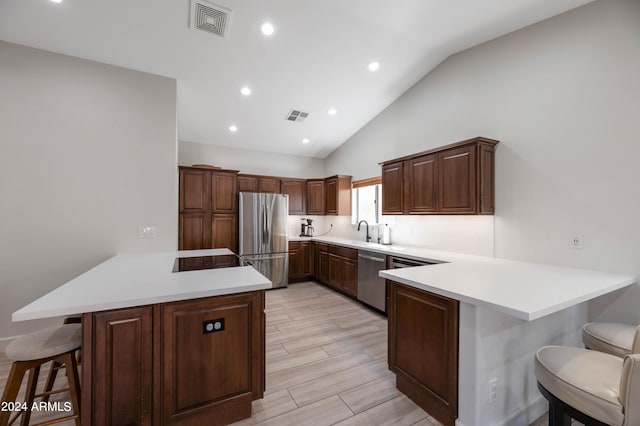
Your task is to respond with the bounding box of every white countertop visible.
[289,236,636,321]
[12,249,272,322]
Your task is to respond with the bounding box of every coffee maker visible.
[300,218,314,237]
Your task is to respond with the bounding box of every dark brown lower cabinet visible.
[289,241,314,282]
[316,244,329,284]
[83,306,153,426]
[321,245,358,298]
[82,291,265,426]
[387,281,459,426]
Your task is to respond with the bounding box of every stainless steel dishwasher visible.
[357,250,387,312]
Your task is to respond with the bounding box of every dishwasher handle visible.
[358,254,385,263]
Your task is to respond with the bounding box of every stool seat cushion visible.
[583,322,636,357]
[5,324,81,361]
[535,345,624,426]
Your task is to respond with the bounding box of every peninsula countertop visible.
[290,235,636,321]
[12,249,272,322]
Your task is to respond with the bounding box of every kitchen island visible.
[13,249,272,426]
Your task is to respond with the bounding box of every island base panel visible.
[388,281,459,426]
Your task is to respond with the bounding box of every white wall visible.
[325,0,640,322]
[0,42,178,342]
[179,141,325,178]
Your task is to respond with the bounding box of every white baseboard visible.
[495,396,547,426]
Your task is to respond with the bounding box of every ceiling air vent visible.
[285,109,310,123]
[190,0,231,38]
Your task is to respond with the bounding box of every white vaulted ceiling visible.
[0,0,594,158]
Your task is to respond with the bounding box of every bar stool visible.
[534,326,640,425]
[582,322,638,357]
[0,324,81,426]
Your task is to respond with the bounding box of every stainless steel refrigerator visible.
[239,192,289,288]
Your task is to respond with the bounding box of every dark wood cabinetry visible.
[281,179,307,215]
[380,137,498,215]
[82,306,154,426]
[212,171,238,213]
[238,174,280,194]
[306,179,326,215]
[179,167,239,253]
[388,281,459,426]
[315,243,329,284]
[160,292,264,425]
[407,154,438,213]
[381,162,404,215]
[322,245,358,297]
[288,241,313,282]
[82,291,265,426]
[325,175,352,216]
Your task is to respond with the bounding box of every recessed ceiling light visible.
[229,125,238,132]
[368,61,380,72]
[50,0,62,3]
[240,87,251,96]
[302,138,310,144]
[261,22,275,36]
[328,108,337,116]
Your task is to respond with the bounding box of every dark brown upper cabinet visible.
[179,168,210,213]
[281,178,306,215]
[237,174,280,194]
[306,179,326,215]
[381,161,404,215]
[212,170,238,214]
[325,175,352,216]
[380,137,498,215]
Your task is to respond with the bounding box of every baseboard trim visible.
[495,396,547,426]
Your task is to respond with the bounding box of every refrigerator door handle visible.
[262,203,268,243]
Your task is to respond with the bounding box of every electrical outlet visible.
[488,378,498,403]
[138,226,157,238]
[570,234,583,249]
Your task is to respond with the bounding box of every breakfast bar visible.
[13,249,272,426]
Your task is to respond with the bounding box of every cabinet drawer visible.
[316,243,329,253]
[329,245,357,260]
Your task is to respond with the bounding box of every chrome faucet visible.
[357,220,371,242]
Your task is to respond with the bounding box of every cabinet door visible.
[288,241,300,280]
[83,307,153,426]
[382,162,404,214]
[212,214,237,253]
[325,178,338,215]
[212,171,238,213]
[341,258,358,297]
[281,179,306,215]
[161,292,265,425]
[179,213,211,250]
[407,154,438,213]
[179,168,210,213]
[306,180,326,215]
[478,143,495,214]
[438,145,476,214]
[258,177,281,193]
[328,253,343,290]
[317,250,329,284]
[388,281,459,426]
[238,175,258,192]
[300,242,313,277]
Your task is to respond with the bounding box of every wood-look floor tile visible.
[266,347,330,374]
[321,329,387,357]
[252,395,353,426]
[338,376,401,414]
[333,395,428,426]
[266,342,288,359]
[230,389,298,425]
[288,358,391,407]
[266,350,374,393]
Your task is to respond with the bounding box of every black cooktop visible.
[172,255,248,272]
